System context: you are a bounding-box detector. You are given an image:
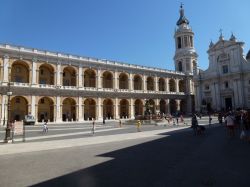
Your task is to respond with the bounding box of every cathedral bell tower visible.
[174,4,198,75]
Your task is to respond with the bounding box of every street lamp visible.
[4,82,12,143]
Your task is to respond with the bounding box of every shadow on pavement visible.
[32,125,250,187]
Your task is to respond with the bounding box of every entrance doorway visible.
[225,98,232,111]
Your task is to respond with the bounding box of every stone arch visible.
[11,60,30,83]
[134,75,142,90]
[119,73,129,89]
[159,78,166,91]
[84,98,96,120]
[38,97,54,122]
[169,79,176,92]
[103,99,114,119]
[63,66,76,86]
[160,99,166,114]
[147,76,154,91]
[62,98,76,121]
[10,96,28,121]
[102,71,113,88]
[179,80,185,92]
[39,64,55,85]
[120,99,129,118]
[170,99,177,114]
[180,100,186,114]
[84,68,96,87]
[148,99,155,114]
[134,99,143,116]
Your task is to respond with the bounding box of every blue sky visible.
[0,0,249,70]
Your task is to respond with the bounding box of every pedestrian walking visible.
[218,112,223,125]
[92,119,96,135]
[209,114,212,127]
[119,119,122,128]
[136,120,141,132]
[225,112,235,138]
[43,121,48,133]
[103,117,106,125]
[191,114,198,135]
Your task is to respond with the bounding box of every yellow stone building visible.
[0,5,196,124]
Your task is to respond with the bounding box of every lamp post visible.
[4,82,12,143]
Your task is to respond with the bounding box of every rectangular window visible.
[190,36,193,47]
[222,65,228,74]
[184,36,188,47]
[225,81,229,88]
[177,37,181,49]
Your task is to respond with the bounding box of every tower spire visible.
[176,3,189,26]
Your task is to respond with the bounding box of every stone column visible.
[78,97,83,121]
[129,73,133,91]
[130,98,135,119]
[176,79,179,92]
[97,97,102,120]
[31,59,37,85]
[1,95,6,126]
[35,104,38,122]
[56,63,61,86]
[143,75,147,91]
[165,99,170,114]
[31,95,36,117]
[176,99,181,111]
[114,71,118,89]
[56,96,62,122]
[154,77,158,91]
[3,55,9,84]
[97,69,102,89]
[78,66,83,88]
[155,98,159,114]
[165,78,169,92]
[114,98,119,119]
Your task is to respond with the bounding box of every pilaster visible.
[97,97,102,120]
[130,98,135,119]
[78,66,83,88]
[56,63,61,86]
[3,55,9,83]
[32,59,37,85]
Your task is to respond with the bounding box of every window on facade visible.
[177,37,181,49]
[16,98,20,103]
[184,36,188,47]
[190,36,193,47]
[222,65,228,74]
[178,61,182,72]
[63,72,65,77]
[225,81,229,88]
[205,85,209,90]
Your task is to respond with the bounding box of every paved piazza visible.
[0,118,250,187]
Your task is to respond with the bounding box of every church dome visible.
[176,4,189,26]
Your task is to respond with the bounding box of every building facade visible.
[0,6,196,124]
[194,33,250,112]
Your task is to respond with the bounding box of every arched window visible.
[178,61,183,72]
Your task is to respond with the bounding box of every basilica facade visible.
[0,6,196,124]
[194,33,250,112]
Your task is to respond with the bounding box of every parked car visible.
[24,114,36,125]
